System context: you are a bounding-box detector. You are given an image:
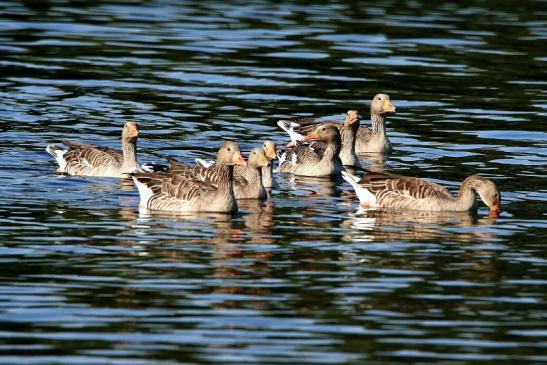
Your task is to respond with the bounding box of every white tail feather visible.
[277,120,304,143]
[46,145,67,171]
[195,158,215,168]
[342,171,377,206]
[132,177,154,209]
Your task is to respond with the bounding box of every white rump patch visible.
[342,171,377,207]
[46,145,68,171]
[277,120,304,143]
[132,177,154,209]
[275,152,287,172]
[290,152,298,165]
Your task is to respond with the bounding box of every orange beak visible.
[127,124,140,139]
[233,152,247,166]
[489,202,501,217]
[383,100,396,113]
[303,129,320,142]
[257,154,269,167]
[265,145,277,160]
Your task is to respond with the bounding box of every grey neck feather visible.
[340,123,358,156]
[323,137,342,161]
[457,180,478,211]
[371,114,387,138]
[122,139,139,168]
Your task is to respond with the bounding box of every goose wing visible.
[62,140,123,170]
[277,141,325,168]
[361,171,454,201]
[134,172,217,202]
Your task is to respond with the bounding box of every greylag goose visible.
[46,122,142,178]
[342,170,501,215]
[233,147,269,199]
[278,94,395,154]
[195,147,270,199]
[195,140,279,190]
[261,140,279,189]
[131,141,246,213]
[277,125,343,177]
[278,110,361,168]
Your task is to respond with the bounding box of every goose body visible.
[277,125,344,177]
[132,141,246,213]
[342,171,501,215]
[46,122,142,178]
[194,147,270,199]
[278,110,361,167]
[278,94,395,154]
[260,140,279,189]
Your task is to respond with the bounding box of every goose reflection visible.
[281,174,340,197]
[357,152,387,172]
[341,209,499,243]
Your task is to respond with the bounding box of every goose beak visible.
[383,100,396,113]
[303,129,320,142]
[350,112,361,124]
[234,152,247,166]
[265,145,277,159]
[258,155,269,167]
[489,202,501,217]
[127,124,140,139]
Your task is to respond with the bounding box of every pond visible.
[0,0,546,364]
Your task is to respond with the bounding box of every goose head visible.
[465,175,501,216]
[217,141,247,166]
[262,140,277,160]
[371,93,396,116]
[247,147,270,168]
[346,110,361,126]
[303,125,341,145]
[122,122,140,142]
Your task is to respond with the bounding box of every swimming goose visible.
[261,140,279,189]
[131,141,246,213]
[195,147,270,199]
[195,140,279,190]
[233,147,269,199]
[278,94,395,154]
[46,122,142,178]
[277,125,343,177]
[278,110,361,168]
[342,171,501,215]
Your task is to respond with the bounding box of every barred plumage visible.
[343,171,501,215]
[277,125,344,177]
[277,94,395,155]
[45,122,142,178]
[132,141,246,213]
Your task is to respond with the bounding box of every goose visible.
[46,122,142,178]
[277,125,343,177]
[233,147,269,199]
[278,110,361,168]
[195,140,279,191]
[261,140,279,189]
[195,147,270,199]
[131,141,246,213]
[342,170,501,216]
[278,93,395,154]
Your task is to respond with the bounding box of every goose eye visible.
[322,127,326,131]
[227,147,231,152]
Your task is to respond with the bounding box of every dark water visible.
[1,0,546,364]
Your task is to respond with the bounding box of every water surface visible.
[1,0,546,364]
